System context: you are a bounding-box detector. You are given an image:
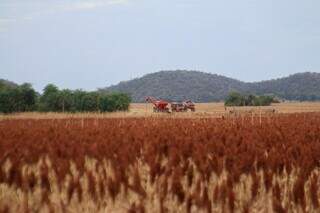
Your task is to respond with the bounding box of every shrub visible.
[225,92,275,106]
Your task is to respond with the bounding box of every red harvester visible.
[146,97,196,113]
[145,96,170,113]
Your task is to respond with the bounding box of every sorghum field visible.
[1,114,320,212]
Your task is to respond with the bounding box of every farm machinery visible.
[145,96,170,113]
[171,100,195,112]
[145,96,195,113]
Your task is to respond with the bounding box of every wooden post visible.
[251,111,254,125]
[259,106,262,125]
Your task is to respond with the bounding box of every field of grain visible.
[131,102,320,115]
[1,113,320,212]
[1,102,320,120]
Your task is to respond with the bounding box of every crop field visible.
[1,113,320,212]
[2,102,320,120]
[130,102,320,116]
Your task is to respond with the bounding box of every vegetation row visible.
[0,82,131,113]
[224,92,278,107]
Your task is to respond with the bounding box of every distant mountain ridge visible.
[103,71,320,102]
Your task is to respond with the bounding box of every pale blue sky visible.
[1,0,320,92]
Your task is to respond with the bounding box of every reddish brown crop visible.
[0,113,320,212]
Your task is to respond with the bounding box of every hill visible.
[248,72,320,101]
[104,71,249,102]
[103,71,320,102]
[0,79,18,89]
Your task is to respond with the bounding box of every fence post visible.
[259,106,262,125]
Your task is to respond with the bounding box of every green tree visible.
[57,89,74,112]
[0,83,37,113]
[112,93,131,111]
[0,82,131,113]
[39,84,60,112]
[99,93,131,112]
[225,92,274,107]
[82,92,100,112]
[255,95,274,106]
[19,83,37,111]
[224,92,245,106]
[0,90,12,113]
[244,94,255,106]
[72,90,86,111]
[99,94,113,112]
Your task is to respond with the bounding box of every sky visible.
[1,0,320,92]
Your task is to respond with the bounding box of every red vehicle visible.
[145,96,170,113]
[146,96,196,113]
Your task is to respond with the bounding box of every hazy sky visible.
[1,0,320,92]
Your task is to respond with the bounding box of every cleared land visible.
[1,114,320,212]
[131,102,320,114]
[1,102,320,119]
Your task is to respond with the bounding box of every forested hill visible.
[103,71,320,102]
[0,79,18,89]
[248,72,320,101]
[104,71,248,102]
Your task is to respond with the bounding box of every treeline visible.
[0,82,131,113]
[224,92,278,106]
[0,83,37,113]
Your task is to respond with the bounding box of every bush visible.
[225,92,275,106]
[225,92,246,106]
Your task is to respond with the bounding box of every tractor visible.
[171,100,196,112]
[171,102,187,112]
[145,96,170,113]
[183,100,196,112]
